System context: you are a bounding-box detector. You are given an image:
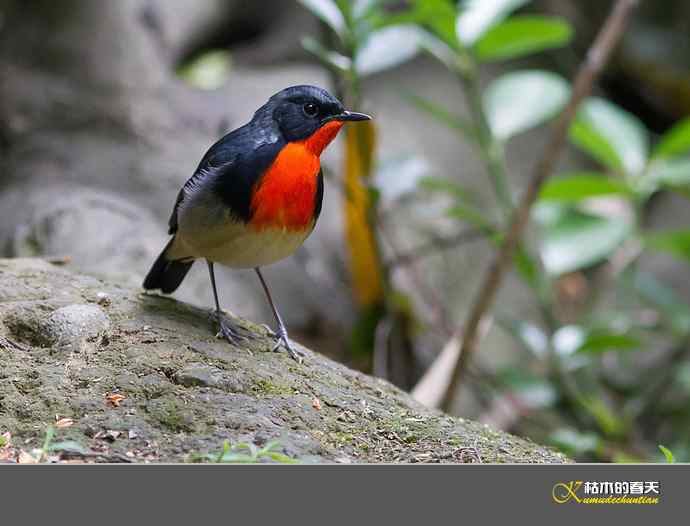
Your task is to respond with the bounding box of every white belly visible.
[170,217,312,269]
[201,225,311,268]
[168,180,315,268]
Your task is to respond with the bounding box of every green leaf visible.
[552,325,639,355]
[570,121,622,172]
[659,444,676,463]
[538,209,632,275]
[538,172,629,202]
[485,70,569,140]
[301,36,351,71]
[400,0,460,49]
[643,229,690,264]
[647,158,690,188]
[298,0,346,37]
[653,117,690,159]
[513,244,542,291]
[176,50,232,90]
[218,453,257,463]
[403,91,476,139]
[580,397,625,438]
[42,426,55,453]
[576,330,640,354]
[456,0,531,46]
[355,25,421,76]
[265,451,300,464]
[216,440,230,462]
[569,98,649,175]
[48,440,89,455]
[474,16,572,62]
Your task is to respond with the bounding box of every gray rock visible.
[174,364,221,388]
[0,258,568,464]
[40,304,110,351]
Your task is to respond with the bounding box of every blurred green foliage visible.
[176,50,233,90]
[192,440,299,464]
[300,0,690,462]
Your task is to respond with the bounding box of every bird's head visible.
[264,85,371,152]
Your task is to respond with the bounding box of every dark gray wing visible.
[168,152,237,234]
[167,116,283,234]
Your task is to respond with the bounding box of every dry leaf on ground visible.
[105,393,126,407]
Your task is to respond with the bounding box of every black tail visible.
[143,239,194,294]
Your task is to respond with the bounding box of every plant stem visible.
[39,426,55,463]
[441,0,640,412]
[458,65,513,218]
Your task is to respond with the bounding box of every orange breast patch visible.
[249,121,344,231]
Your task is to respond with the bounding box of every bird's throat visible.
[302,120,344,155]
[248,122,341,231]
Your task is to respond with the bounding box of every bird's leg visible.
[207,261,250,345]
[254,267,304,362]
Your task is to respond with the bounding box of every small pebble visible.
[96,292,111,307]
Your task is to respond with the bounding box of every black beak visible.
[337,110,372,121]
[324,110,372,124]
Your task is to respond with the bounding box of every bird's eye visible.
[302,102,318,117]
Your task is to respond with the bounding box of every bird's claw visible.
[270,327,304,363]
[215,315,252,346]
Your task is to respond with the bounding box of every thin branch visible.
[441,0,640,412]
[386,228,485,268]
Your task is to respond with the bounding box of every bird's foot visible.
[270,325,304,363]
[215,314,252,346]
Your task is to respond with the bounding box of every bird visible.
[143,85,371,361]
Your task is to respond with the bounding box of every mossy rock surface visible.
[0,258,568,464]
